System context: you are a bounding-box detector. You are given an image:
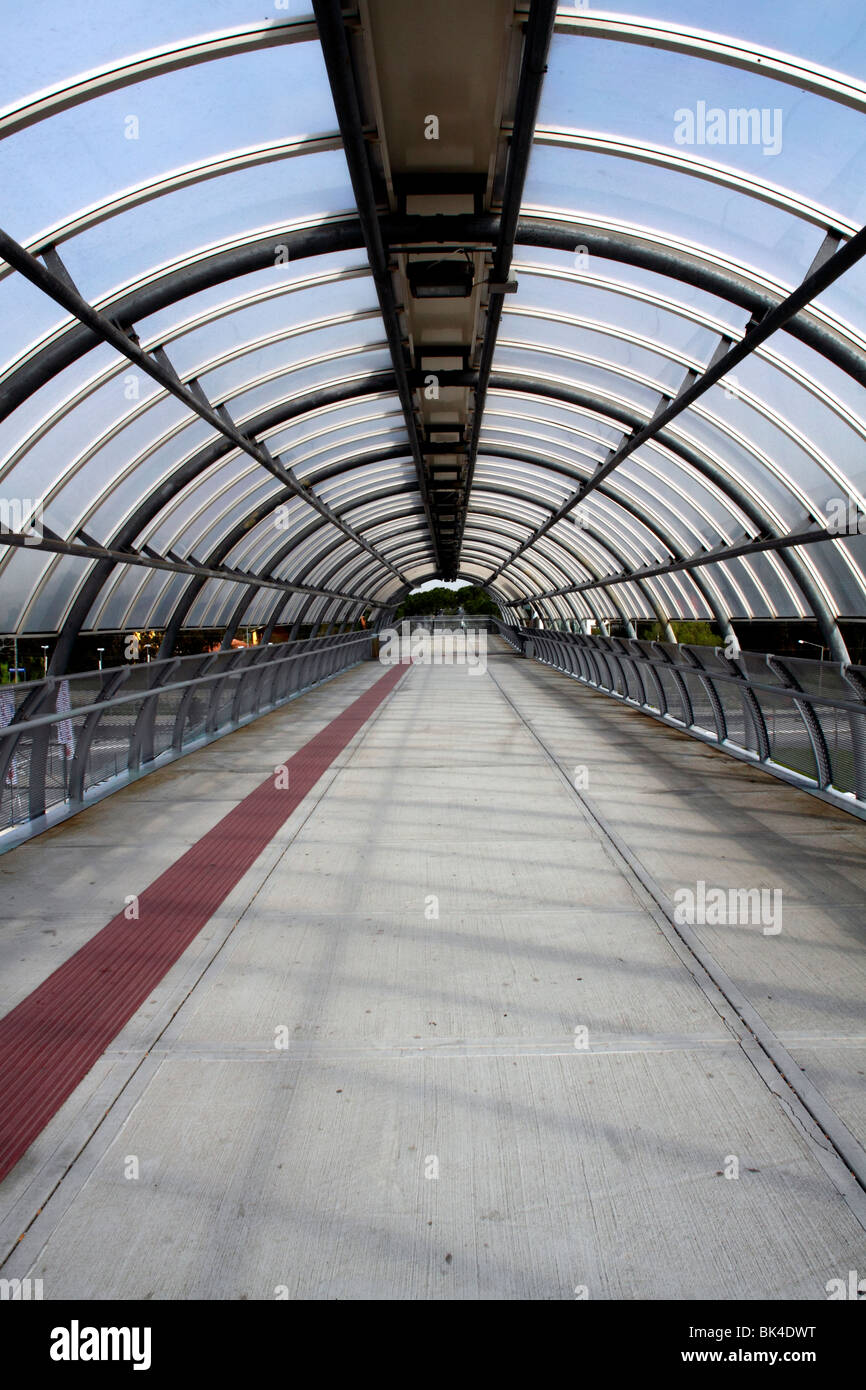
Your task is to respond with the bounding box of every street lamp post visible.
[798,639,828,661]
[97,647,105,671]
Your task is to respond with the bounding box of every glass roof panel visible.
[0,273,70,375]
[511,248,750,339]
[134,250,371,346]
[0,44,335,248]
[539,33,866,225]
[569,0,866,75]
[1,4,316,106]
[128,569,190,630]
[24,554,96,632]
[525,143,821,289]
[57,151,354,307]
[2,8,865,645]
[225,350,394,421]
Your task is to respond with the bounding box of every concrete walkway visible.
[1,639,864,1299]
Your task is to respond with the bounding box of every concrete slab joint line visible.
[0,661,412,1187]
[484,654,866,1232]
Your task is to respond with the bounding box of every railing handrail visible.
[393,614,493,623]
[0,634,372,739]
[494,620,866,815]
[498,625,866,715]
[0,628,366,695]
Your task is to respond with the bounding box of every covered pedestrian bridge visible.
[0,1,864,1302]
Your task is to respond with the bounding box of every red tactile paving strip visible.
[0,662,408,1184]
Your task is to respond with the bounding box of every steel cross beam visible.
[0,527,386,606]
[418,371,850,658]
[45,375,409,673]
[471,454,738,637]
[485,220,866,584]
[525,524,838,601]
[311,0,442,571]
[4,215,865,434]
[454,0,558,568]
[467,482,726,630]
[0,231,408,588]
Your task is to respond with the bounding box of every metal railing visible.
[495,622,866,819]
[394,615,494,632]
[0,631,372,848]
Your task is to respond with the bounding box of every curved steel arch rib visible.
[471,375,851,658]
[293,481,665,626]
[147,417,738,650]
[2,211,864,659]
[472,463,738,636]
[0,219,369,423]
[552,11,866,114]
[469,477,734,633]
[152,468,419,655]
[460,517,653,627]
[45,374,403,671]
[0,17,318,138]
[496,317,866,520]
[4,212,866,434]
[226,488,428,648]
[41,356,840,668]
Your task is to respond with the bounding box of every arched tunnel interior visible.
[0,0,865,1330]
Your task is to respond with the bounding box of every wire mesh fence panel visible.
[845,707,866,799]
[0,634,374,843]
[0,730,32,828]
[598,646,628,696]
[745,689,817,781]
[561,640,582,675]
[272,657,297,703]
[499,623,866,815]
[90,704,143,790]
[210,679,240,734]
[618,653,645,704]
[589,648,616,691]
[257,662,281,709]
[63,677,104,710]
[181,690,210,746]
[43,715,86,810]
[80,711,126,791]
[817,705,857,794]
[152,690,184,759]
[680,670,719,736]
[653,667,689,724]
[713,683,757,753]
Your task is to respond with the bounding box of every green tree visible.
[641,620,720,646]
[395,585,498,619]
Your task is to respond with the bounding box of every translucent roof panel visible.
[525,143,823,290]
[568,0,866,76]
[539,31,866,227]
[53,150,355,309]
[481,8,866,638]
[0,44,335,249]
[2,6,866,650]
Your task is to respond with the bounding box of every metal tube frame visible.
[0,630,374,850]
[496,621,866,819]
